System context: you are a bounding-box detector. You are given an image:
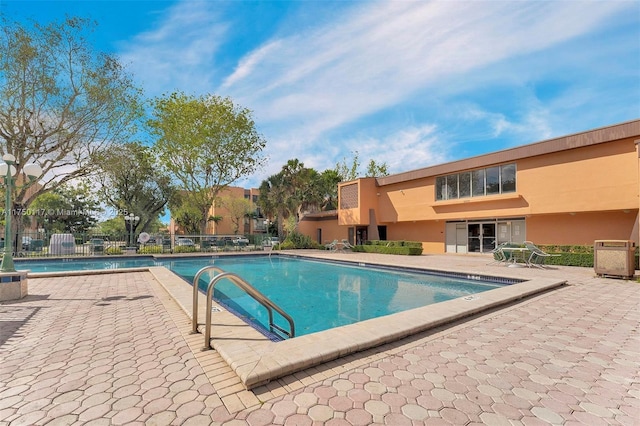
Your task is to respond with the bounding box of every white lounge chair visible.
[325,240,338,251]
[341,239,354,250]
[524,241,560,268]
[487,242,509,265]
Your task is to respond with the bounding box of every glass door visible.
[468,224,481,253]
[468,222,496,253]
[482,223,496,252]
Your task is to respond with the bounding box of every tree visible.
[258,159,338,237]
[169,201,202,235]
[365,159,389,177]
[0,16,144,240]
[149,92,266,233]
[30,181,102,234]
[335,151,390,180]
[219,195,253,235]
[258,172,289,238]
[319,169,342,210]
[335,151,361,181]
[95,142,174,236]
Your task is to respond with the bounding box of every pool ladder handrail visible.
[192,266,225,334]
[191,266,296,350]
[203,272,295,350]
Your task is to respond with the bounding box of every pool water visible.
[18,255,505,338]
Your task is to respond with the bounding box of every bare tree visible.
[0,16,144,237]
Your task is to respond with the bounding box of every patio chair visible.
[341,239,354,250]
[524,241,560,269]
[325,240,338,251]
[487,242,509,265]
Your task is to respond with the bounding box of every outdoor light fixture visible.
[0,154,42,272]
[124,213,140,247]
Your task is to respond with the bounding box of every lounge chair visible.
[487,242,508,265]
[325,240,338,251]
[524,241,560,269]
[341,239,354,250]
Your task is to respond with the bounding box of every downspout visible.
[635,140,640,245]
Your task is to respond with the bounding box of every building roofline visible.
[300,210,338,220]
[376,119,640,186]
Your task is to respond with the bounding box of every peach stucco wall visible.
[325,132,640,252]
[373,138,638,223]
[298,217,347,245]
[338,178,378,226]
[526,211,638,246]
[384,221,446,253]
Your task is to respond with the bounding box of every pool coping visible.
[28,253,567,390]
[148,255,566,390]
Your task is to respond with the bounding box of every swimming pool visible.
[17,255,510,338]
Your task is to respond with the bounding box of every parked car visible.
[232,236,249,246]
[264,237,279,246]
[176,238,195,247]
[22,236,32,251]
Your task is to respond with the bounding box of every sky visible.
[2,0,640,188]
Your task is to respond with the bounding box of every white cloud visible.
[224,1,630,138]
[113,0,637,184]
[118,1,227,96]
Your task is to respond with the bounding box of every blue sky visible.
[3,0,640,188]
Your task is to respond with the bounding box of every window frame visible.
[435,163,517,201]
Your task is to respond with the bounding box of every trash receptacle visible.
[594,240,636,279]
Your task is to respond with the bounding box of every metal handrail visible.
[191,265,225,334]
[203,272,295,350]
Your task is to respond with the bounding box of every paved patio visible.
[0,252,638,425]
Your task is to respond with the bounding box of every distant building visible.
[169,186,266,236]
[207,186,265,235]
[299,119,640,253]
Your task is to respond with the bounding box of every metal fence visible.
[2,232,278,258]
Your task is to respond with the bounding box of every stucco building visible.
[169,186,266,236]
[299,119,640,253]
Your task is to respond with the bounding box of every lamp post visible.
[0,154,42,273]
[124,213,140,247]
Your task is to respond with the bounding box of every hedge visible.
[173,245,197,254]
[352,240,423,255]
[139,245,163,254]
[522,244,639,269]
[104,247,123,255]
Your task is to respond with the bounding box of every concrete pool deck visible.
[1,251,638,425]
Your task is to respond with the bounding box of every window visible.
[446,175,458,199]
[501,164,516,193]
[471,169,485,197]
[436,177,446,201]
[459,172,471,198]
[436,164,517,201]
[485,166,500,195]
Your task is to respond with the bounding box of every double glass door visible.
[468,223,496,253]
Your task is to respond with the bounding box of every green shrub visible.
[353,241,423,255]
[105,246,123,255]
[139,245,163,254]
[173,245,197,254]
[282,231,322,249]
[278,240,295,250]
[536,244,639,269]
[542,252,594,267]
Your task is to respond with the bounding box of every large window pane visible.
[501,164,516,193]
[472,169,485,196]
[459,172,471,198]
[436,176,446,200]
[446,175,458,199]
[486,166,500,194]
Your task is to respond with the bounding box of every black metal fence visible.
[2,232,278,258]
